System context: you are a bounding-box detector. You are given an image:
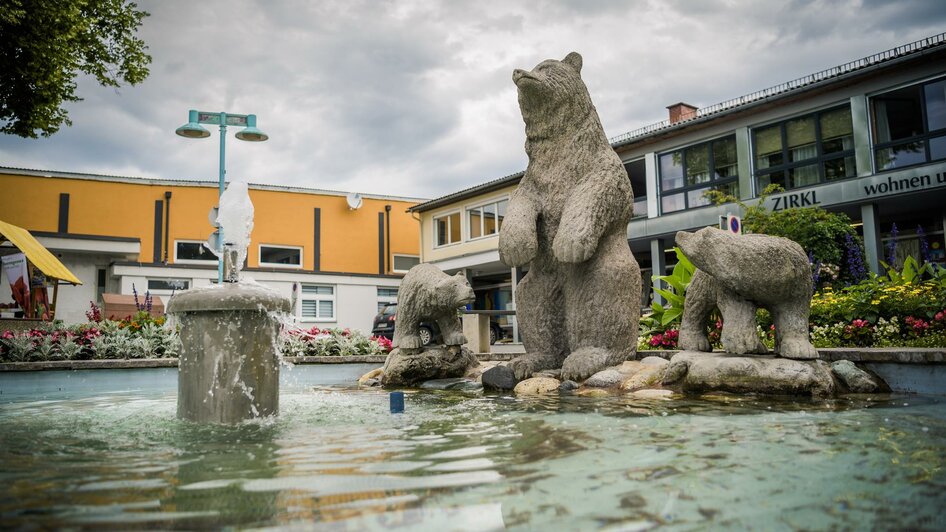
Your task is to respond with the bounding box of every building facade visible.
[409,33,946,342]
[0,168,423,332]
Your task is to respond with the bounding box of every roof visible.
[0,167,428,204]
[608,31,946,147]
[408,171,524,213]
[0,220,82,284]
[411,31,946,212]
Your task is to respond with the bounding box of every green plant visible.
[639,247,694,337]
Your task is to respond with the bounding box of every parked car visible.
[371,303,504,346]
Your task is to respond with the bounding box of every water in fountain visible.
[168,180,290,424]
[210,180,254,279]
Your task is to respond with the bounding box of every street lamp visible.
[176,109,268,282]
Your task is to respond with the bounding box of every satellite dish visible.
[346,192,363,210]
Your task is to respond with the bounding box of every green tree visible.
[0,0,151,138]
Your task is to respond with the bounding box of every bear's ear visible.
[562,52,582,73]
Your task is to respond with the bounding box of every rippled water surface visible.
[2,365,945,530]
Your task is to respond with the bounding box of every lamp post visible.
[176,110,269,283]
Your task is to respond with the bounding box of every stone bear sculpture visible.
[392,264,475,350]
[499,52,642,381]
[675,227,818,360]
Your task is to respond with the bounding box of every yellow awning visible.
[0,220,82,285]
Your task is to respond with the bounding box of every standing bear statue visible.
[499,52,642,382]
[675,227,819,360]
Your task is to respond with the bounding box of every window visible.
[377,286,398,312]
[259,245,302,268]
[753,106,855,191]
[392,254,420,273]
[434,212,461,246]
[174,241,217,263]
[147,278,189,293]
[871,76,946,170]
[658,135,739,214]
[300,284,334,320]
[467,198,508,240]
[624,159,648,218]
[96,268,107,302]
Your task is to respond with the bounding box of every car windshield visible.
[381,304,396,316]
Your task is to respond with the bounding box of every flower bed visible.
[1,299,394,363]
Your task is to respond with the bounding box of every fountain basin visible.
[167,283,290,424]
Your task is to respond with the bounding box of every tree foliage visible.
[0,0,151,138]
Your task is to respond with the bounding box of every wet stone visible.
[559,380,580,392]
[420,378,483,392]
[620,365,666,392]
[482,365,518,391]
[830,360,887,393]
[514,377,561,395]
[584,369,625,388]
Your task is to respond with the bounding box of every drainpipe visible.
[410,210,423,264]
[163,191,172,263]
[385,204,392,273]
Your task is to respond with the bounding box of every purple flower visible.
[844,233,867,283]
[917,225,931,264]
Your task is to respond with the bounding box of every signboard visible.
[2,253,30,313]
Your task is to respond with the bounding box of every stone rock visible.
[620,365,666,391]
[617,361,643,375]
[419,378,484,392]
[831,360,887,393]
[630,389,674,400]
[381,345,478,387]
[576,387,611,397]
[559,379,580,392]
[499,52,641,383]
[361,378,381,387]
[514,377,561,395]
[358,367,383,385]
[482,365,518,391]
[675,228,818,360]
[393,264,475,349]
[662,351,835,397]
[639,356,669,368]
[534,368,562,379]
[464,361,500,381]
[584,369,625,388]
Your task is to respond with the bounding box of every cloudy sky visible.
[1,0,944,200]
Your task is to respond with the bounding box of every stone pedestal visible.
[167,283,290,424]
[662,351,837,397]
[462,314,490,354]
[381,345,478,387]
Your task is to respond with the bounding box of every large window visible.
[624,159,647,218]
[175,241,217,263]
[434,212,461,247]
[259,245,302,268]
[659,135,739,214]
[467,198,508,240]
[753,106,855,190]
[872,76,946,170]
[392,254,420,273]
[301,284,334,321]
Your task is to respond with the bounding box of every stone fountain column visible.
[167,283,290,424]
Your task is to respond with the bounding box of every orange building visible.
[0,168,423,331]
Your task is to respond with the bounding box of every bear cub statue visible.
[675,227,819,360]
[499,52,642,382]
[392,264,475,350]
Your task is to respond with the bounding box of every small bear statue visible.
[392,264,475,350]
[675,227,819,360]
[499,52,642,382]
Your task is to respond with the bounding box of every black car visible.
[371,303,504,346]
